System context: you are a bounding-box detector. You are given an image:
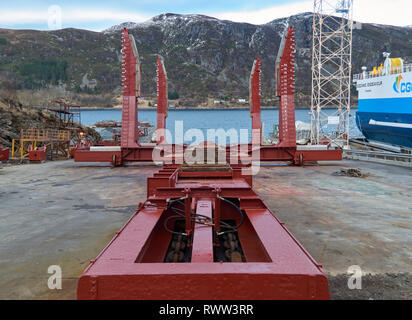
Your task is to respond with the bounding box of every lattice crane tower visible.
[311,0,354,148]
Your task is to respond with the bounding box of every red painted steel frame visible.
[0,145,9,162]
[156,57,168,144]
[250,58,262,145]
[78,166,330,300]
[76,27,336,301]
[29,146,47,162]
[121,28,140,149]
[74,27,342,165]
[276,27,297,148]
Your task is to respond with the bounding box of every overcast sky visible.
[0,0,411,31]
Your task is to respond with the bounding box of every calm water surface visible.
[81,109,362,144]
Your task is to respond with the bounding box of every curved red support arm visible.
[156,57,168,144]
[276,27,296,148]
[121,28,140,148]
[250,57,262,145]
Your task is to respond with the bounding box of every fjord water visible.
[81,109,362,144]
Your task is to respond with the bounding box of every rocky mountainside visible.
[0,98,100,148]
[1,13,412,107]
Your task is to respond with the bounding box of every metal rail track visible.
[344,149,412,167]
[350,138,412,154]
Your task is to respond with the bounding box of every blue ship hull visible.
[354,58,412,148]
[356,111,412,148]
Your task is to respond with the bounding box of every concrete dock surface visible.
[0,159,410,300]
